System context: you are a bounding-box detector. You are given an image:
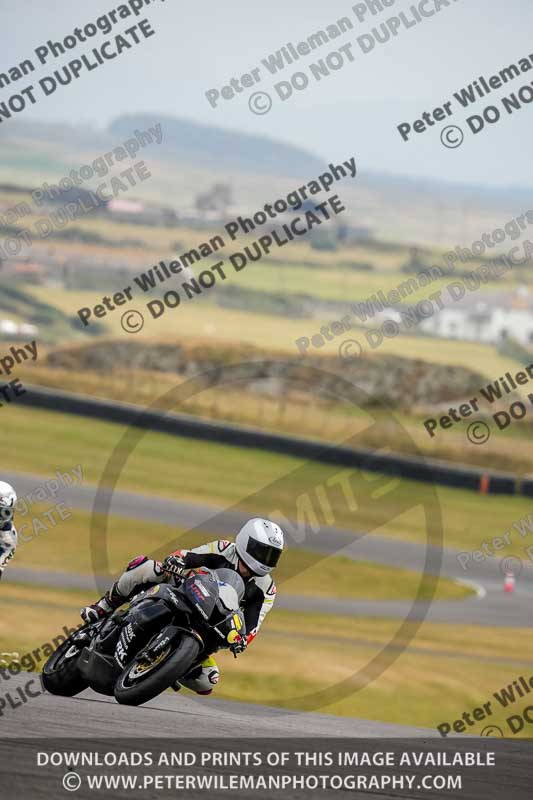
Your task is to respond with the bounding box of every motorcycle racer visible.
[80,518,284,694]
[0,481,18,581]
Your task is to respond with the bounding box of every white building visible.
[418,288,533,345]
[0,319,38,338]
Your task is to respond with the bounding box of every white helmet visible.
[235,518,284,577]
[0,481,17,525]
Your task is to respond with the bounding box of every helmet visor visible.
[0,507,14,523]
[246,538,281,569]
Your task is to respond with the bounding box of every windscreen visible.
[214,568,245,606]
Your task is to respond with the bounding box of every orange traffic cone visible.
[504,572,516,593]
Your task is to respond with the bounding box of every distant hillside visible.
[1,116,527,207]
[108,114,324,178]
[0,116,526,244]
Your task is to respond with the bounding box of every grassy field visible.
[7,246,532,486]
[29,284,524,386]
[11,506,470,601]
[8,182,525,295]
[26,261,533,478]
[30,284,334,349]
[226,260,455,303]
[2,185,413,272]
[0,582,530,736]
[3,405,533,555]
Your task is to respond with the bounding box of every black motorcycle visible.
[42,568,246,706]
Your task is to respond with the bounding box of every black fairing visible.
[182,572,219,620]
[80,595,178,693]
[114,589,182,668]
[78,616,123,695]
[128,596,174,629]
[131,583,196,618]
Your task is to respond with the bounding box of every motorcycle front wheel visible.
[114,634,201,706]
[42,631,91,697]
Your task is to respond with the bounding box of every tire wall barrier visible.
[19,385,528,497]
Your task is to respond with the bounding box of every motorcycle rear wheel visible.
[114,634,201,706]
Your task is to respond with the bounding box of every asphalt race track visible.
[0,671,434,737]
[1,675,531,800]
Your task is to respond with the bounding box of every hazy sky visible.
[2,0,532,187]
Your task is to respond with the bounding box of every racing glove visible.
[230,634,248,657]
[162,553,187,577]
[80,602,110,624]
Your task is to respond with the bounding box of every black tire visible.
[114,634,201,706]
[42,634,89,697]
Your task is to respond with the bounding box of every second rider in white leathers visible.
[0,481,18,581]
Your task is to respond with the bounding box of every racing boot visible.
[176,656,220,695]
[80,582,125,624]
